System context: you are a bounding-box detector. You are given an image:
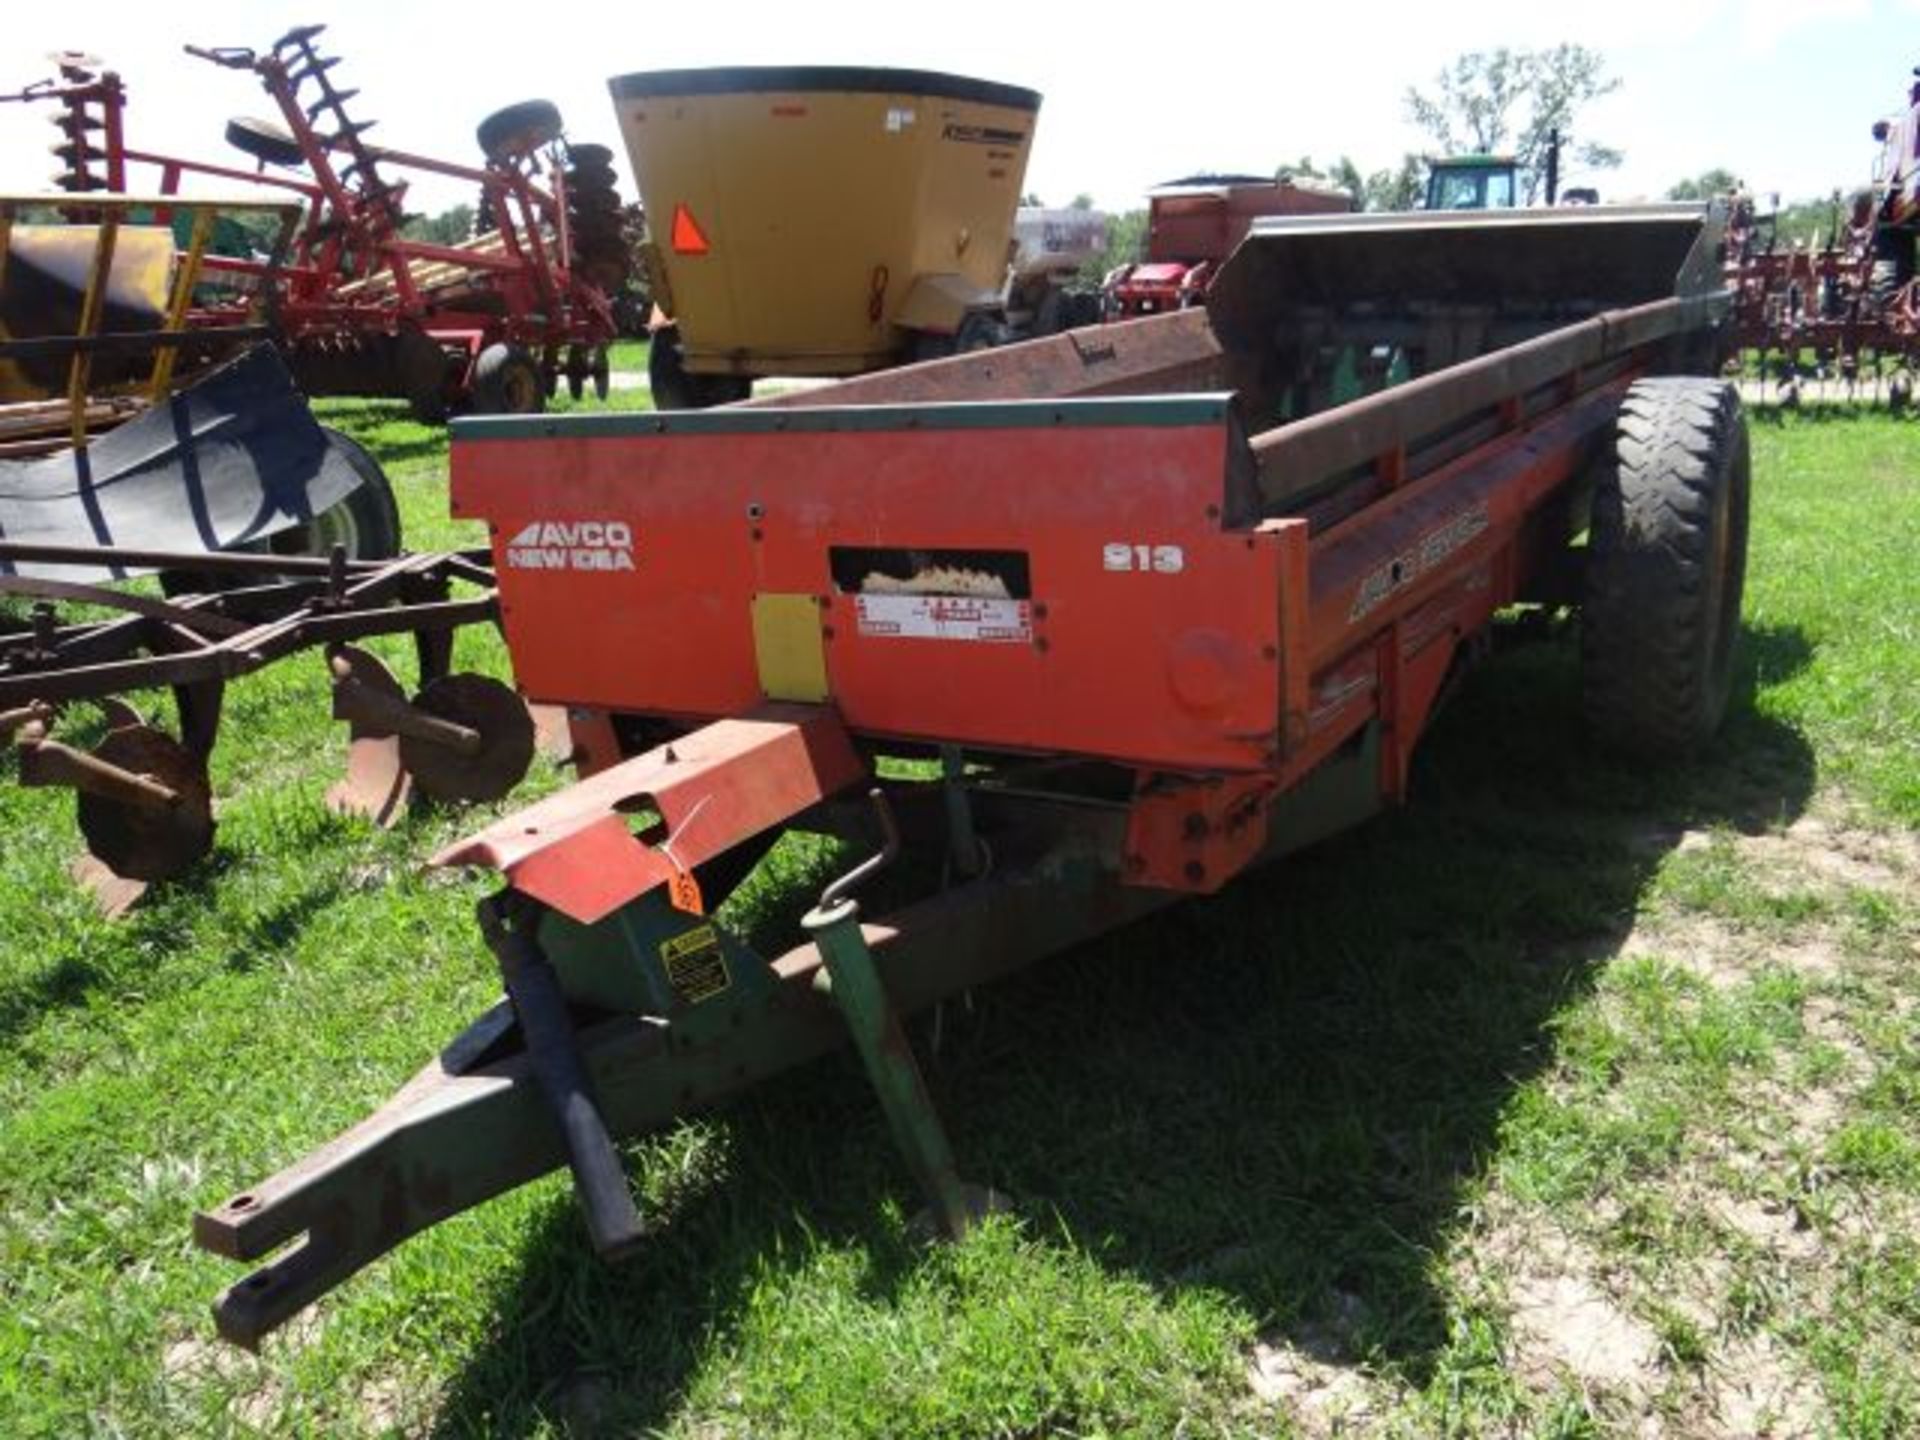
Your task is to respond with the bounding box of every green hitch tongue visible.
[479,892,646,1260]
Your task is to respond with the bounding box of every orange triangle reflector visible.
[670,203,710,255]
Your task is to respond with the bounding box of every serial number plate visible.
[854,593,1032,643]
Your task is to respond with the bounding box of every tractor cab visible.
[1423,154,1520,211]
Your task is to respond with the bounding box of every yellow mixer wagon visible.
[608,66,1042,407]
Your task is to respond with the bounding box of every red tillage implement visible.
[194,205,1748,1346]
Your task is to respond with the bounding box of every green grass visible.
[0,404,1916,1436]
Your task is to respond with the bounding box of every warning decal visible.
[659,924,731,1004]
[854,593,1032,643]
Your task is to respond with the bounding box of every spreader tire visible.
[471,343,546,415]
[1582,377,1750,759]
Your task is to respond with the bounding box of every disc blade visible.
[400,674,534,804]
[74,726,214,883]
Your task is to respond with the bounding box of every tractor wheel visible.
[471,343,546,415]
[1581,377,1750,759]
[225,115,306,168]
[1869,236,1913,313]
[476,100,564,164]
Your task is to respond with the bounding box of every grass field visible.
[1,400,1916,1438]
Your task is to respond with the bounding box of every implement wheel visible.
[471,343,546,415]
[476,99,563,164]
[225,115,305,169]
[270,427,403,561]
[1582,377,1750,758]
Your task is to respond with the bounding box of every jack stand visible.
[940,744,987,880]
[805,790,983,1239]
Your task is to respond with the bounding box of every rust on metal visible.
[323,645,411,826]
[755,308,1225,408]
[47,724,214,883]
[400,673,535,804]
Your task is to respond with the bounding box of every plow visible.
[181,191,1752,1348]
[0,538,548,914]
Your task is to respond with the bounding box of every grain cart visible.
[1102,173,1354,318]
[192,202,1743,1346]
[613,66,1044,408]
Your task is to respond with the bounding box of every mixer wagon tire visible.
[225,116,305,168]
[471,344,546,415]
[647,327,749,409]
[1581,377,1750,760]
[477,100,563,163]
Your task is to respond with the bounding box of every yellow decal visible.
[659,924,730,1003]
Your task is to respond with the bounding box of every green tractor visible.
[1422,154,1521,211]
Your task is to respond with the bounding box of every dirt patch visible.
[1509,1266,1660,1392]
[1244,1288,1405,1436]
[1623,910,1844,990]
[161,1311,326,1432]
[359,1373,422,1435]
[1710,1193,1822,1261]
[1245,1330,1383,1435]
[1704,1330,1823,1438]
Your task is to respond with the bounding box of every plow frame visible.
[0,545,495,718]
[0,543,532,910]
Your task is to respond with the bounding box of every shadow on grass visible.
[1745,397,1916,427]
[427,621,1817,1435]
[0,838,347,1046]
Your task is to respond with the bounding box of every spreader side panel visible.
[452,400,1286,773]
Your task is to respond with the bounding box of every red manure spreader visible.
[190,201,1747,1346]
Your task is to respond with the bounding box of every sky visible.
[1,0,1913,219]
